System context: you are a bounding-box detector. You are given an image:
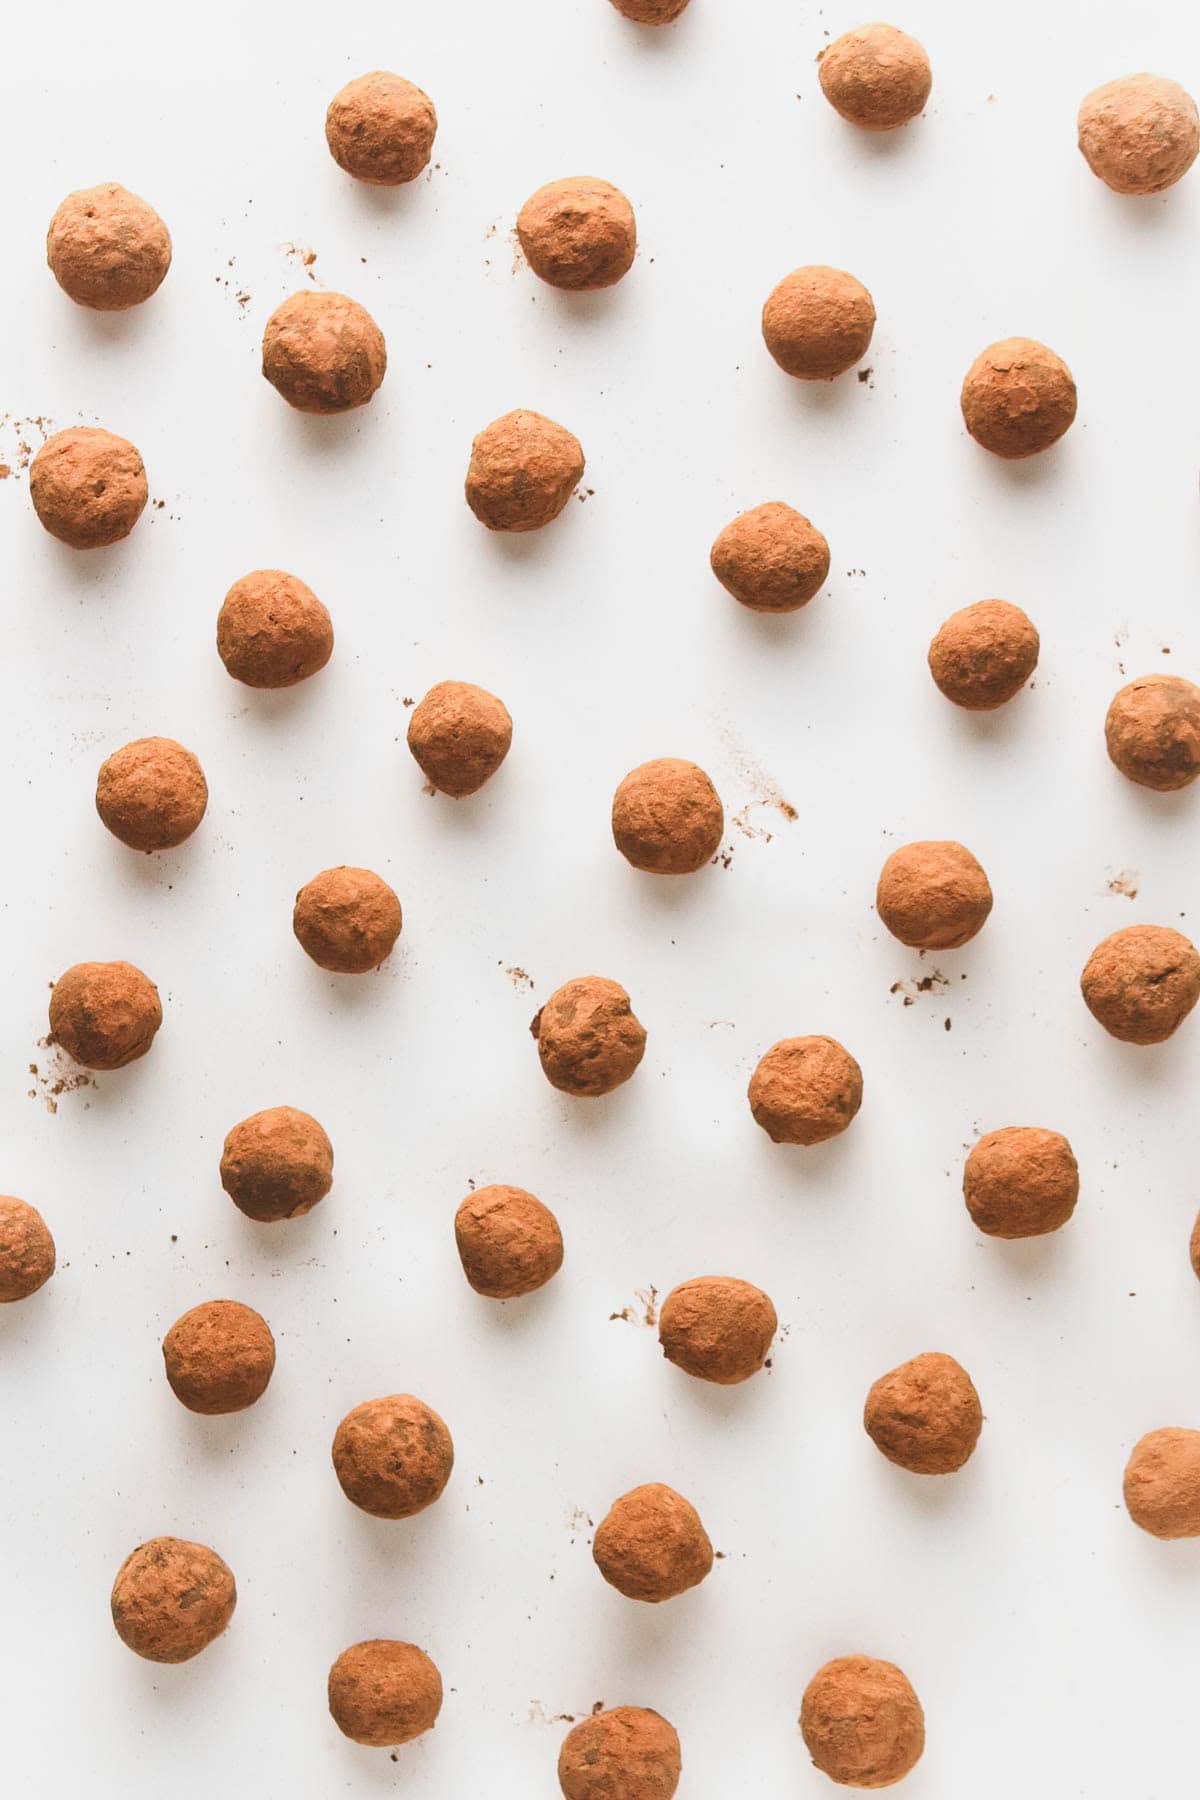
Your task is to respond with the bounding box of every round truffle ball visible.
[332,1394,454,1519]
[1189,1210,1200,1283]
[217,569,333,689]
[800,1655,925,1789]
[49,960,161,1071]
[960,338,1076,459]
[29,426,147,549]
[0,1197,56,1303]
[658,1276,777,1385]
[465,409,584,532]
[963,1127,1079,1239]
[328,1639,443,1746]
[748,1036,863,1146]
[612,758,724,874]
[558,1707,681,1800]
[162,1300,276,1415]
[220,1106,333,1224]
[817,24,932,131]
[110,1538,236,1663]
[1124,1428,1200,1538]
[262,290,386,414]
[454,1185,564,1298]
[864,1351,982,1474]
[608,0,690,18]
[928,600,1040,710]
[325,71,437,186]
[1078,74,1199,195]
[407,681,513,797]
[517,177,637,291]
[876,839,992,950]
[46,183,171,311]
[592,1482,713,1603]
[532,976,647,1097]
[293,866,402,974]
[1080,924,1200,1044]
[95,737,207,852]
[762,266,875,380]
[1105,675,1200,791]
[709,501,831,613]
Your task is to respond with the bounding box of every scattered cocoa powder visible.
[218,569,333,688]
[864,1351,982,1473]
[46,183,170,310]
[963,1126,1079,1238]
[612,758,723,873]
[876,840,992,949]
[325,72,437,185]
[95,737,207,851]
[659,1276,777,1384]
[960,338,1076,459]
[407,681,513,796]
[332,1394,454,1518]
[928,600,1039,710]
[454,1185,563,1298]
[30,426,147,548]
[532,976,646,1097]
[710,502,831,612]
[517,177,636,291]
[762,266,875,380]
[293,866,402,973]
[110,1538,236,1663]
[817,24,931,131]
[465,409,584,531]
[262,291,386,413]
[1080,923,1200,1043]
[49,960,161,1070]
[0,1197,55,1302]
[1124,1428,1200,1537]
[1078,74,1199,195]
[1105,674,1200,791]
[592,1483,712,1602]
[800,1655,925,1788]
[328,1639,443,1746]
[558,1707,681,1800]
[748,1035,863,1145]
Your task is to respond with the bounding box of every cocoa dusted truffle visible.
[465,409,584,531]
[162,1300,276,1415]
[517,177,637,291]
[748,1036,863,1146]
[818,24,932,131]
[928,600,1039,710]
[1078,74,1199,195]
[50,960,161,1070]
[220,1106,333,1223]
[30,426,147,549]
[0,1197,56,1303]
[876,840,992,949]
[960,338,1076,459]
[1124,1428,1200,1538]
[592,1482,713,1602]
[329,1639,443,1746]
[46,183,171,310]
[532,976,646,1097]
[217,569,333,689]
[95,737,207,851]
[1105,675,1200,791]
[1080,924,1200,1044]
[658,1276,776,1385]
[762,266,875,380]
[111,1538,236,1663]
[800,1655,925,1788]
[963,1127,1079,1238]
[332,1394,454,1518]
[407,680,513,796]
[609,0,690,18]
[262,291,386,414]
[325,72,437,186]
[293,866,402,973]
[558,1707,681,1800]
[612,758,724,874]
[454,1185,563,1298]
[1190,1208,1200,1283]
[710,501,831,613]
[864,1352,982,1473]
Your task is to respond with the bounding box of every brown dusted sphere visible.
[333,1394,454,1519]
[592,1483,713,1602]
[864,1352,982,1474]
[748,1036,863,1146]
[1124,1428,1200,1538]
[328,1639,443,1746]
[293,866,402,973]
[47,183,171,311]
[262,291,386,414]
[876,840,992,949]
[1105,675,1200,791]
[50,960,161,1071]
[407,680,513,797]
[454,1184,564,1298]
[960,338,1076,459]
[1078,74,1199,195]
[612,758,724,875]
[609,0,690,19]
[928,600,1040,711]
[465,409,584,532]
[110,1538,236,1664]
[95,737,207,852]
[800,1655,925,1789]
[0,1197,56,1303]
[818,24,932,131]
[217,569,333,689]
[325,71,437,186]
[1080,924,1200,1044]
[963,1126,1079,1239]
[558,1707,682,1800]
[517,177,637,291]
[220,1106,333,1224]
[30,426,147,549]
[532,976,646,1097]
[710,501,831,613]
[162,1300,276,1415]
[1190,1209,1200,1283]
[762,266,875,380]
[658,1276,777,1385]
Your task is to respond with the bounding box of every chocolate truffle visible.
[592,1482,713,1602]
[454,1185,563,1298]
[876,840,992,949]
[818,24,932,131]
[110,1538,236,1663]
[1080,924,1200,1044]
[217,569,333,689]
[262,291,386,414]
[1078,74,1199,195]
[328,1639,443,1746]
[0,1197,56,1303]
[293,866,402,973]
[465,409,584,532]
[558,1707,681,1800]
[928,600,1039,710]
[963,1127,1079,1239]
[748,1036,863,1146]
[46,183,171,310]
[517,177,637,291]
[658,1276,777,1385]
[1105,675,1200,791]
[29,426,147,549]
[864,1352,982,1474]
[1189,1209,1200,1283]
[608,0,690,18]
[762,266,875,380]
[407,680,513,796]
[612,758,724,874]
[220,1106,333,1223]
[800,1655,925,1789]
[95,737,207,852]
[332,1394,454,1518]
[960,338,1076,459]
[531,976,646,1097]
[162,1300,276,1415]
[710,501,831,613]
[49,960,161,1070]
[325,72,437,186]
[1124,1428,1200,1538]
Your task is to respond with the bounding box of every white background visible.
[3,0,1200,1794]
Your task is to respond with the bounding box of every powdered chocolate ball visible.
[558,1707,681,1800]
[800,1655,925,1788]
[293,866,402,973]
[710,501,831,613]
[50,960,161,1070]
[30,426,147,549]
[612,758,723,874]
[465,409,584,531]
[1080,924,1200,1044]
[328,1639,443,1746]
[0,1197,55,1303]
[333,1395,454,1518]
[609,0,690,18]
[221,1106,332,1223]
[1124,1428,1200,1538]
[1190,1209,1200,1283]
[592,1482,713,1602]
[262,291,386,414]
[111,1538,235,1663]
[1105,675,1200,791]
[47,183,171,310]
[928,600,1039,710]
[963,1127,1078,1239]
[95,737,207,852]
[162,1300,276,1415]
[517,177,636,291]
[960,338,1076,459]
[876,840,992,949]
[762,266,875,380]
[217,569,333,689]
[864,1351,982,1474]
[1078,74,1199,195]
[818,24,932,131]
[532,976,646,1097]
[454,1184,563,1298]
[748,1036,863,1146]
[659,1276,776,1385]
[325,72,437,186]
[407,681,513,797]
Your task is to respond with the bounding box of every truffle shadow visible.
[866,1442,985,1517]
[971,1225,1076,1292]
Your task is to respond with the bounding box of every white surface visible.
[3,1,1200,1794]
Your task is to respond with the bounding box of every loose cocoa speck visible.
[1107,869,1139,899]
